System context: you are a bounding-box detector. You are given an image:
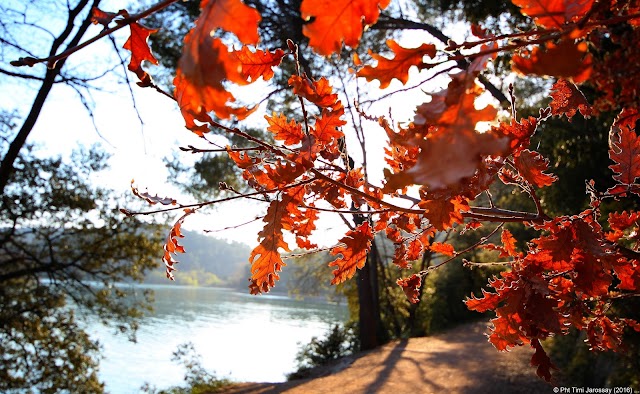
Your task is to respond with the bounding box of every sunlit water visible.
[88,285,348,393]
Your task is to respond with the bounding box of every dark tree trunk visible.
[0,0,99,194]
[354,218,387,350]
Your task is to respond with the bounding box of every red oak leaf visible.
[199,0,261,44]
[514,149,558,187]
[312,109,346,146]
[608,210,640,232]
[465,289,503,313]
[511,0,595,28]
[163,209,196,280]
[550,79,592,120]
[420,196,469,231]
[123,22,158,86]
[265,113,304,146]
[609,126,640,187]
[385,84,506,192]
[91,7,120,27]
[494,117,539,156]
[512,39,592,83]
[587,316,624,351]
[407,237,427,261]
[249,197,293,293]
[300,0,391,55]
[329,222,374,284]
[174,0,260,131]
[530,339,556,382]
[289,75,341,109]
[392,244,410,269]
[613,108,640,131]
[397,274,422,304]
[430,242,455,256]
[572,250,612,297]
[501,229,520,257]
[233,46,285,82]
[358,39,436,89]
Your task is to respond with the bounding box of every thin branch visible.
[10,0,180,68]
[421,223,504,275]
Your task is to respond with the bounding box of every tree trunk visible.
[355,219,386,350]
[0,0,99,194]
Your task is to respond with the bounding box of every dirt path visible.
[222,321,554,394]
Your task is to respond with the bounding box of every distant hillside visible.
[144,231,252,287]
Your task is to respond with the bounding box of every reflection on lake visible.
[89,285,348,393]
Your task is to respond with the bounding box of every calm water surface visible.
[89,285,348,393]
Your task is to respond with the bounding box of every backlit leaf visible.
[511,0,594,28]
[163,209,196,280]
[397,274,422,304]
[123,22,158,86]
[385,84,507,192]
[609,126,640,186]
[265,113,304,146]
[550,79,592,120]
[249,197,292,293]
[512,39,592,83]
[530,339,556,382]
[174,0,260,131]
[199,0,260,44]
[300,0,391,55]
[514,149,558,187]
[289,75,341,109]
[233,46,285,82]
[430,242,455,256]
[329,221,374,284]
[420,196,469,231]
[358,39,436,89]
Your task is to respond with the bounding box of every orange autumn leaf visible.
[512,39,592,83]
[175,36,254,132]
[511,0,595,28]
[249,198,291,293]
[163,209,196,280]
[227,147,259,169]
[329,221,374,285]
[550,79,592,120]
[300,0,391,55]
[609,126,640,186]
[384,80,507,192]
[501,229,519,257]
[420,196,469,231]
[358,39,436,89]
[174,0,260,132]
[199,0,260,44]
[430,242,455,256]
[530,339,557,382]
[312,109,346,146]
[90,7,119,27]
[289,75,341,109]
[465,289,503,313]
[397,274,422,304]
[385,120,507,192]
[233,46,285,82]
[265,113,304,146]
[514,149,558,187]
[123,22,158,86]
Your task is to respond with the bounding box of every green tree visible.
[0,112,160,392]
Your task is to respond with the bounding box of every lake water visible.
[88,285,348,393]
